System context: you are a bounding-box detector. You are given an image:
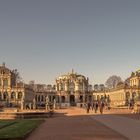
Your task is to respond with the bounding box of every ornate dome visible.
[57,70,87,82]
[131,69,140,77]
[0,63,11,74]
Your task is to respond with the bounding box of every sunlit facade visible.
[93,69,140,107]
[55,70,92,106]
[0,63,34,110]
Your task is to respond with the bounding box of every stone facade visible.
[93,70,140,107]
[55,70,92,107]
[0,63,34,110]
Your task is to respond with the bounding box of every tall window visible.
[41,95,44,101]
[18,92,22,99]
[3,79,8,87]
[61,83,65,91]
[11,92,15,99]
[3,92,8,100]
[69,82,75,92]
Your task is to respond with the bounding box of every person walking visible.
[100,101,105,114]
[95,101,98,113]
[87,102,91,113]
[91,101,95,111]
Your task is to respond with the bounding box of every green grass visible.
[0,120,16,129]
[0,119,44,139]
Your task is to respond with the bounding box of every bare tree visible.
[12,69,22,84]
[105,75,123,89]
[124,78,130,86]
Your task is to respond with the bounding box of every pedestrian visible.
[91,101,95,111]
[100,102,105,114]
[87,102,91,113]
[95,101,98,113]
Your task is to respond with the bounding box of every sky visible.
[0,0,140,85]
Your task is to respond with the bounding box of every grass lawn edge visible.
[0,119,45,140]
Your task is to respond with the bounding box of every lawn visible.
[0,119,44,139]
[0,120,16,129]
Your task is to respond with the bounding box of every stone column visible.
[65,82,68,91]
[33,98,36,110]
[53,99,56,109]
[21,98,24,110]
[75,82,79,91]
[8,75,11,87]
[59,83,61,91]
[45,96,49,110]
[59,95,62,108]
[83,94,86,103]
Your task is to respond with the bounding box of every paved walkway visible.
[92,114,140,140]
[26,108,127,140]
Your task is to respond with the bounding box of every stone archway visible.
[61,96,65,103]
[11,92,16,100]
[3,92,8,100]
[79,95,83,103]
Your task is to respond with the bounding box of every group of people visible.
[85,100,110,114]
[129,100,139,114]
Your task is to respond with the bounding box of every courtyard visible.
[25,107,140,140]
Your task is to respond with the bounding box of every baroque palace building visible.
[55,70,93,107]
[1,62,140,109]
[34,70,93,108]
[93,70,140,107]
[0,63,34,110]
[33,69,140,108]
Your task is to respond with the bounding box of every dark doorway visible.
[79,96,83,103]
[70,95,75,106]
[61,96,65,103]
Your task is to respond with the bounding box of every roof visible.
[0,63,11,74]
[57,70,87,81]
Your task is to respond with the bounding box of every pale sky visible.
[0,0,140,85]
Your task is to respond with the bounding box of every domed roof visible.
[0,63,11,74]
[57,70,87,81]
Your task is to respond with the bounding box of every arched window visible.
[79,96,83,102]
[41,95,44,101]
[126,92,130,99]
[11,92,15,99]
[3,79,8,87]
[61,83,65,91]
[132,92,136,99]
[69,82,75,92]
[38,95,40,102]
[18,92,22,99]
[3,92,8,100]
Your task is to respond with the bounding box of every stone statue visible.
[53,98,56,109]
[46,96,49,110]
[33,98,36,109]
